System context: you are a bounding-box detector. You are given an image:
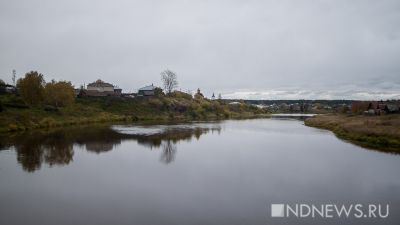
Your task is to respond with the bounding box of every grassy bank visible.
[0,93,268,133]
[305,114,400,153]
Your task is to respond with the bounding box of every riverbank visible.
[0,94,268,133]
[305,114,400,152]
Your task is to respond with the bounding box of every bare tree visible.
[160,69,178,94]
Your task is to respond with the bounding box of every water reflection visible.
[160,140,177,164]
[0,123,221,172]
[115,125,221,164]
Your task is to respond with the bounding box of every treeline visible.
[15,71,75,107]
[243,99,353,106]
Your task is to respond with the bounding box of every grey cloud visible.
[0,0,399,99]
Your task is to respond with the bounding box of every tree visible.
[17,71,45,105]
[44,80,75,107]
[161,69,178,94]
[154,87,165,97]
[0,79,5,94]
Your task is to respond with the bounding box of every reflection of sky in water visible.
[111,123,221,136]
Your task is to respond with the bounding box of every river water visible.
[0,118,399,225]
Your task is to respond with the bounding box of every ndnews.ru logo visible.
[271,203,389,218]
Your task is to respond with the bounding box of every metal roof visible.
[139,85,155,91]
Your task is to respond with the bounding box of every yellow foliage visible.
[44,80,75,107]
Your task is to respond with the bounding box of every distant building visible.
[82,79,122,97]
[194,88,204,98]
[5,85,17,94]
[87,79,114,92]
[114,87,122,95]
[367,101,387,115]
[289,103,301,112]
[138,84,155,96]
[74,89,81,97]
[386,104,400,113]
[352,100,400,115]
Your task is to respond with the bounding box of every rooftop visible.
[139,84,155,91]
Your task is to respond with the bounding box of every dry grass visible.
[305,114,400,152]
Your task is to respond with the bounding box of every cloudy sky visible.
[0,0,399,100]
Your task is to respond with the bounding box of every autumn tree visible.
[161,69,178,94]
[44,80,75,107]
[154,87,165,97]
[17,71,45,105]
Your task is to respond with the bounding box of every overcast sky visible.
[1,0,399,100]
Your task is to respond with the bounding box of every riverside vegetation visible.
[0,71,267,133]
[305,114,400,153]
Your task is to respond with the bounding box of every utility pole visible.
[12,69,16,86]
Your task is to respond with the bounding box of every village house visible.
[81,79,122,97]
[137,84,155,96]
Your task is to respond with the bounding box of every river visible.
[0,118,399,225]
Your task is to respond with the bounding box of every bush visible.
[17,71,45,105]
[169,91,192,100]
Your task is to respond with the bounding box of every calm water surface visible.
[0,119,399,225]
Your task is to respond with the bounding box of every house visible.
[138,84,155,96]
[5,85,17,94]
[0,82,17,94]
[386,104,399,113]
[83,79,122,97]
[289,103,301,112]
[352,100,400,115]
[87,79,114,92]
[367,101,387,115]
[114,87,122,95]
